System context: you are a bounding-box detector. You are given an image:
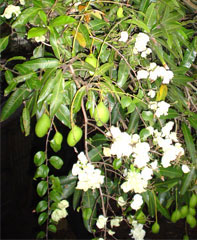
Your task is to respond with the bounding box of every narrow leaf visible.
[22,107,30,136]
[0,36,9,53]
[117,60,130,87]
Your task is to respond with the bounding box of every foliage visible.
[0,0,197,239]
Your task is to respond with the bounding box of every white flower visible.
[150,160,158,170]
[161,121,174,138]
[134,33,150,53]
[141,167,153,181]
[133,142,150,168]
[72,163,82,176]
[58,200,69,209]
[146,126,154,135]
[162,70,174,84]
[35,36,46,42]
[169,132,178,142]
[148,62,157,71]
[109,127,133,158]
[182,164,190,173]
[137,70,149,80]
[108,230,115,236]
[96,215,108,229]
[103,147,111,157]
[141,48,152,58]
[148,90,156,98]
[51,209,68,222]
[131,134,140,144]
[1,5,21,19]
[110,217,123,228]
[20,0,25,5]
[130,220,146,240]
[78,152,88,165]
[121,170,148,193]
[117,196,126,207]
[149,70,158,81]
[155,101,170,117]
[119,31,128,42]
[130,194,143,211]
[149,101,158,111]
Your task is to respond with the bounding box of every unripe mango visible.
[94,102,110,127]
[171,209,181,223]
[180,205,188,218]
[189,194,197,208]
[186,214,196,228]
[54,131,63,145]
[35,113,51,138]
[67,125,83,147]
[152,222,160,234]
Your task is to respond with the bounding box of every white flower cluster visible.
[119,31,129,42]
[137,62,174,84]
[151,121,184,168]
[51,200,69,223]
[133,33,152,58]
[149,101,170,118]
[72,152,104,191]
[1,5,21,19]
[96,215,108,229]
[110,216,123,228]
[121,169,148,193]
[129,220,146,240]
[20,0,25,5]
[130,194,143,211]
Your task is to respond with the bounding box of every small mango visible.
[35,113,51,138]
[67,125,83,147]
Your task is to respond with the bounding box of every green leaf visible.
[73,189,82,210]
[117,60,130,88]
[59,174,78,185]
[82,208,92,220]
[0,36,9,53]
[7,56,26,63]
[113,158,122,170]
[49,156,64,170]
[180,167,196,195]
[89,18,109,31]
[159,166,183,178]
[48,224,57,233]
[62,181,76,199]
[180,48,197,69]
[144,3,156,29]
[139,128,151,141]
[50,69,64,117]
[34,165,49,179]
[50,175,62,193]
[5,70,14,84]
[0,87,29,122]
[49,15,76,27]
[142,111,154,121]
[188,115,197,130]
[27,27,48,39]
[22,107,30,136]
[36,200,48,213]
[56,104,71,128]
[34,151,45,166]
[38,69,58,103]
[127,108,140,134]
[39,10,47,25]
[130,18,150,33]
[4,82,17,96]
[94,62,114,76]
[182,123,197,164]
[37,181,48,197]
[38,212,48,225]
[73,86,86,113]
[156,194,170,220]
[49,26,61,60]
[88,146,102,162]
[49,190,61,202]
[12,7,41,28]
[36,231,45,239]
[21,58,59,71]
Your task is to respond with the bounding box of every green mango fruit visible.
[189,194,197,208]
[67,125,83,147]
[35,113,51,138]
[186,214,196,227]
[94,101,110,127]
[117,7,124,18]
[85,54,99,75]
[171,209,181,223]
[188,207,196,216]
[136,211,146,224]
[180,205,189,218]
[54,131,63,145]
[152,222,160,234]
